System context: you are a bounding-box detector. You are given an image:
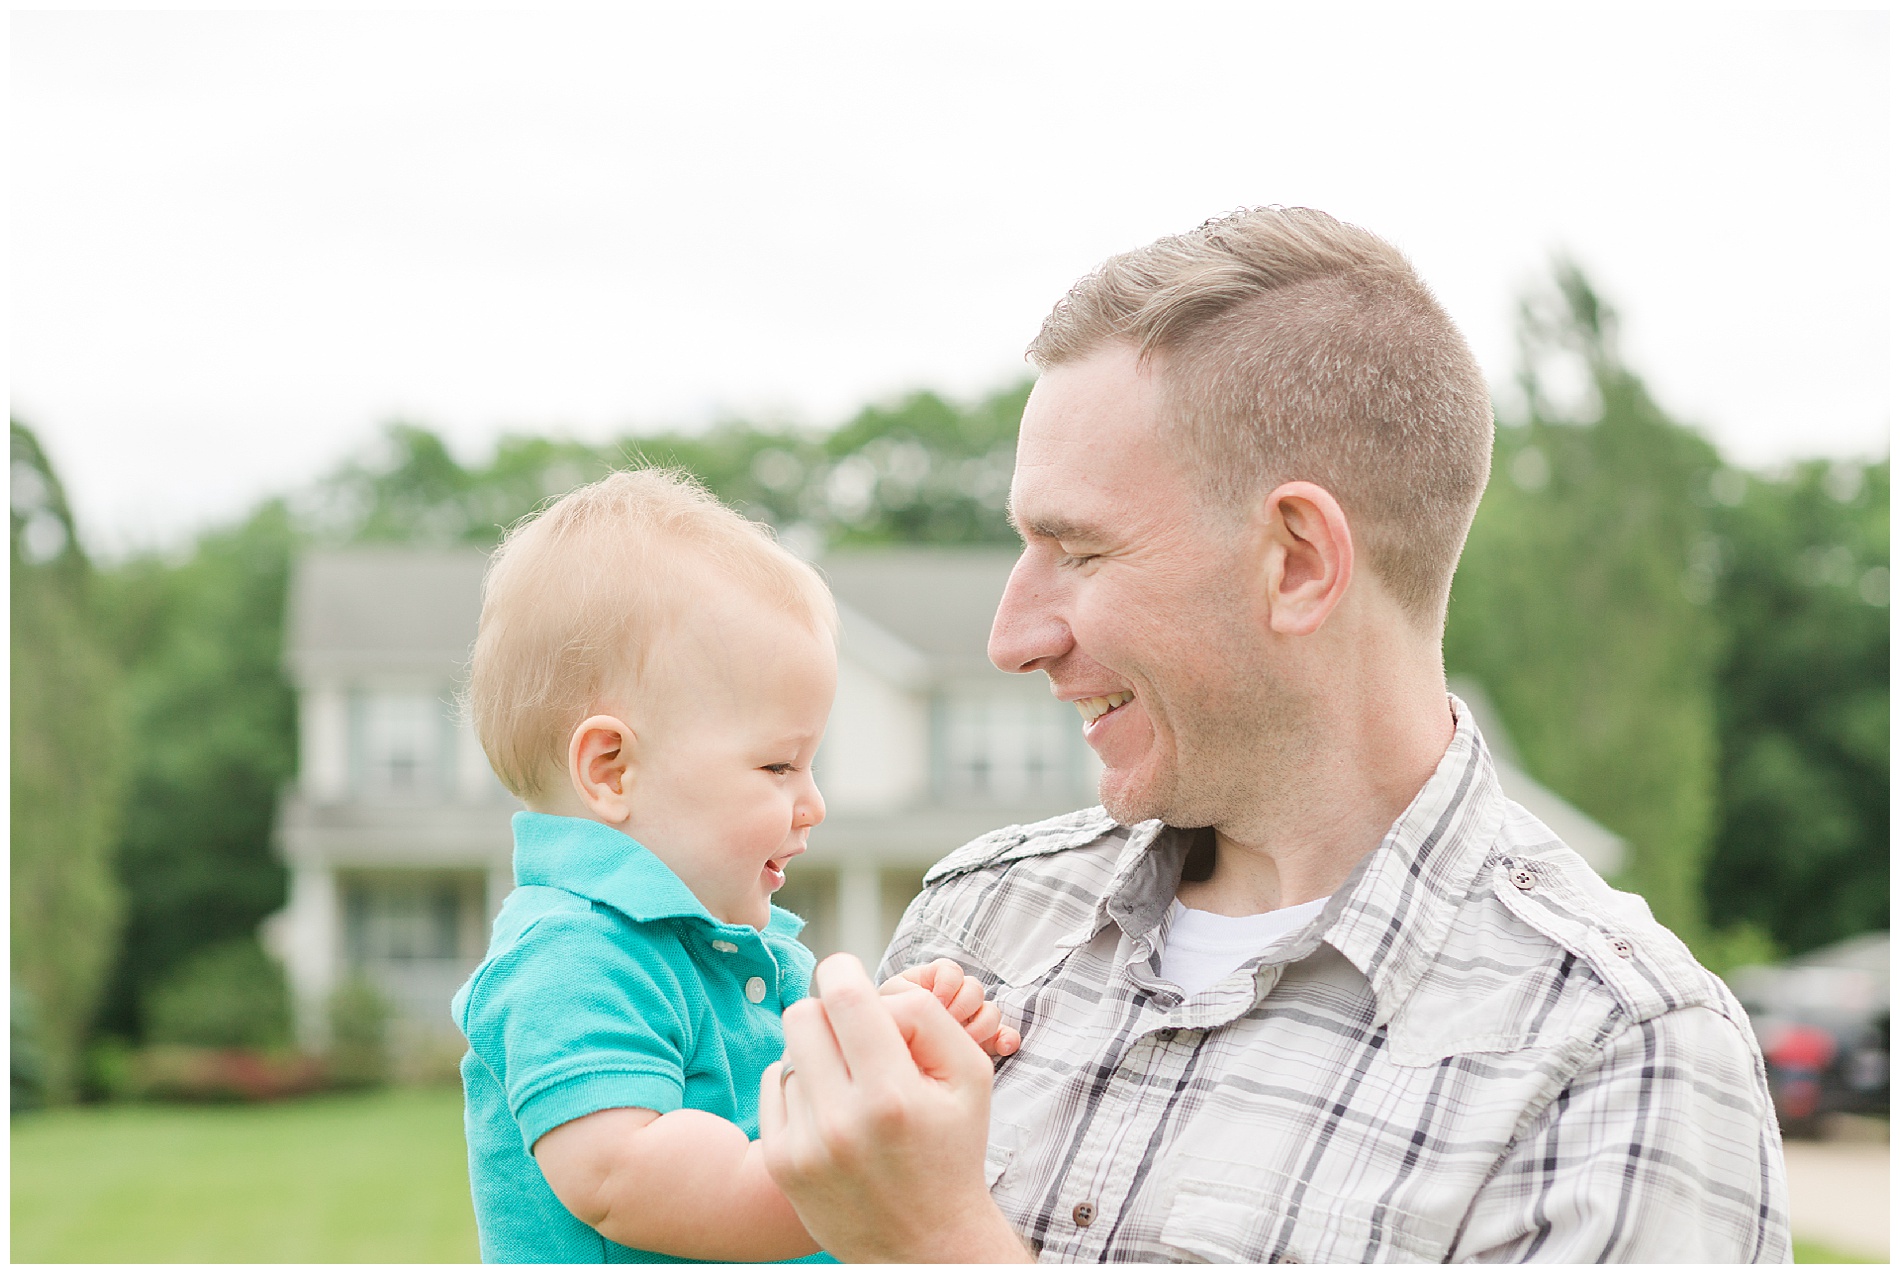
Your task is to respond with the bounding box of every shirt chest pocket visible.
[1157,1170,1454,1264]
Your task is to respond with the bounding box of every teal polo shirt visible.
[453,812,818,1264]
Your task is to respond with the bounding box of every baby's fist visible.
[882,958,1021,1057]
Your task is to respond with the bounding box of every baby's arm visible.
[534,1106,817,1261]
[534,960,1010,1258]
[883,957,1021,1057]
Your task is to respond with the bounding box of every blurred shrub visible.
[118,1045,324,1103]
[12,984,47,1112]
[396,1035,471,1087]
[84,1037,137,1102]
[145,938,291,1050]
[326,977,391,1088]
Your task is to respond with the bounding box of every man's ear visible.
[1257,480,1354,637]
[568,714,636,824]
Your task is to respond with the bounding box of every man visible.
[758,208,1790,1262]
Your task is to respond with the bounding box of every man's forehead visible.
[1010,351,1172,542]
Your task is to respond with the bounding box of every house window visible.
[342,875,470,964]
[357,692,445,796]
[938,694,1074,804]
[340,872,486,1035]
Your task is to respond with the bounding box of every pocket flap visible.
[1159,1173,1451,1264]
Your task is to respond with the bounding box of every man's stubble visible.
[1094,584,1317,838]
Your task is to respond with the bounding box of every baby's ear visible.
[568,715,636,824]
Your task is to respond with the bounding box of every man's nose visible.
[988,552,1070,675]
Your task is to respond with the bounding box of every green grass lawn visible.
[1794,1237,1883,1263]
[11,1086,477,1263]
[11,1089,1874,1263]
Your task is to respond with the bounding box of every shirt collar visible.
[1305,695,1505,1025]
[1088,695,1504,1024]
[511,811,805,941]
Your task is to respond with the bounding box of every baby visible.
[453,469,1014,1263]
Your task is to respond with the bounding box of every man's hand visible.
[760,953,1032,1263]
[883,957,1022,1058]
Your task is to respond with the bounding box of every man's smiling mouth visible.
[1074,691,1133,725]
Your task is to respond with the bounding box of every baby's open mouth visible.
[1074,691,1133,725]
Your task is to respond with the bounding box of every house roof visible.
[285,545,1021,683]
[286,548,488,680]
[818,548,1019,677]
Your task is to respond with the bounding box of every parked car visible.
[1728,932,1890,1138]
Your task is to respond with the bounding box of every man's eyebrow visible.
[1009,509,1109,544]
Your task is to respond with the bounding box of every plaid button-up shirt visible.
[880,702,1791,1263]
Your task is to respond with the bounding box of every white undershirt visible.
[1158,896,1331,997]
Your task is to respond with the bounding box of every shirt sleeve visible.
[459,906,696,1151]
[1453,1005,1793,1263]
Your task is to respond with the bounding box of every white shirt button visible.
[711,939,739,954]
[745,976,767,1003]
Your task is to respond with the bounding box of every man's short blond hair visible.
[1028,207,1493,626]
[468,467,837,801]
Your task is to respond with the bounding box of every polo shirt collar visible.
[511,811,805,941]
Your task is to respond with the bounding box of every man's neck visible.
[1174,663,1456,918]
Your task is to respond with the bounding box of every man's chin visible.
[1098,770,1165,828]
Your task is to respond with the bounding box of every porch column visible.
[275,865,341,1050]
[838,859,885,975]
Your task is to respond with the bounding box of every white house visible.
[266,546,1098,1051]
[265,547,1622,1053]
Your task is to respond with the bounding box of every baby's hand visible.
[881,958,1021,1058]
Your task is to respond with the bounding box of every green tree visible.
[305,385,1029,554]
[91,502,298,1042]
[1446,267,1725,946]
[10,421,127,1100]
[1702,459,1888,954]
[304,424,615,548]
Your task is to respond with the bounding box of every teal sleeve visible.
[459,907,694,1151]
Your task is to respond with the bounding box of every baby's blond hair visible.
[468,468,837,801]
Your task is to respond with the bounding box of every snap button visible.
[1071,1201,1096,1227]
[1609,936,1635,959]
[711,939,739,954]
[745,976,768,1002]
[1509,867,1538,891]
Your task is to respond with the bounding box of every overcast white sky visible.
[11,7,1891,554]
